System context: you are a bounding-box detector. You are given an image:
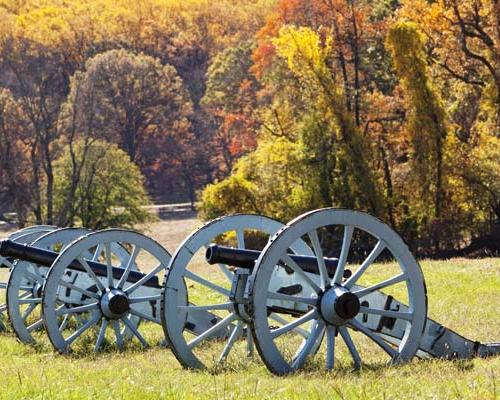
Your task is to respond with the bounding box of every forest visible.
[0,0,498,257]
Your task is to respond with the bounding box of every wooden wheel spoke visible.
[345,240,386,289]
[92,243,103,261]
[27,318,44,333]
[113,320,124,349]
[105,242,114,288]
[58,314,69,332]
[59,280,100,300]
[94,319,109,352]
[124,263,164,294]
[56,302,99,316]
[266,291,318,306]
[269,313,309,339]
[19,297,41,305]
[307,229,329,289]
[117,245,140,289]
[246,325,254,357]
[235,229,245,249]
[218,263,234,282]
[281,254,321,294]
[128,307,160,324]
[326,325,336,370]
[21,303,37,320]
[177,302,234,312]
[349,319,397,358]
[218,321,243,363]
[128,294,162,304]
[359,306,413,321]
[183,270,231,297]
[338,326,361,369]
[188,313,236,349]
[270,309,318,339]
[291,320,324,369]
[353,273,407,298]
[333,225,354,285]
[121,316,148,347]
[77,256,106,293]
[65,313,101,346]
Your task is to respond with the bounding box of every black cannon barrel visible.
[205,244,351,279]
[0,240,160,289]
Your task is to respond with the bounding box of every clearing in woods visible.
[0,217,498,399]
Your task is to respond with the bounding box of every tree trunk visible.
[30,145,43,225]
[380,142,395,227]
[349,0,361,127]
[434,133,444,252]
[44,141,54,225]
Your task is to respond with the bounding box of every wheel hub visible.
[32,281,43,298]
[100,288,129,319]
[320,286,360,325]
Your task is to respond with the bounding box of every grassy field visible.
[0,217,499,400]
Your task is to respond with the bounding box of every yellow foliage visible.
[273,26,331,79]
[15,6,75,44]
[0,7,15,39]
[8,0,274,54]
[198,137,312,222]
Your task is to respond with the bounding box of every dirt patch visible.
[136,216,202,253]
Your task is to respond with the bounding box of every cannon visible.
[205,244,344,276]
[161,209,500,375]
[0,225,57,331]
[0,209,498,376]
[161,214,322,369]
[0,229,224,352]
[4,227,142,345]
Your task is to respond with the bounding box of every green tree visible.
[53,140,151,229]
[198,137,312,222]
[203,41,257,111]
[274,26,384,215]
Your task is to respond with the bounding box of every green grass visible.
[0,257,498,399]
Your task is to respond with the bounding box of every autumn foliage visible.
[0,0,499,254]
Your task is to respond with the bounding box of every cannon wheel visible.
[7,225,57,242]
[0,225,57,331]
[249,208,428,375]
[7,227,98,344]
[41,229,171,353]
[161,214,314,370]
